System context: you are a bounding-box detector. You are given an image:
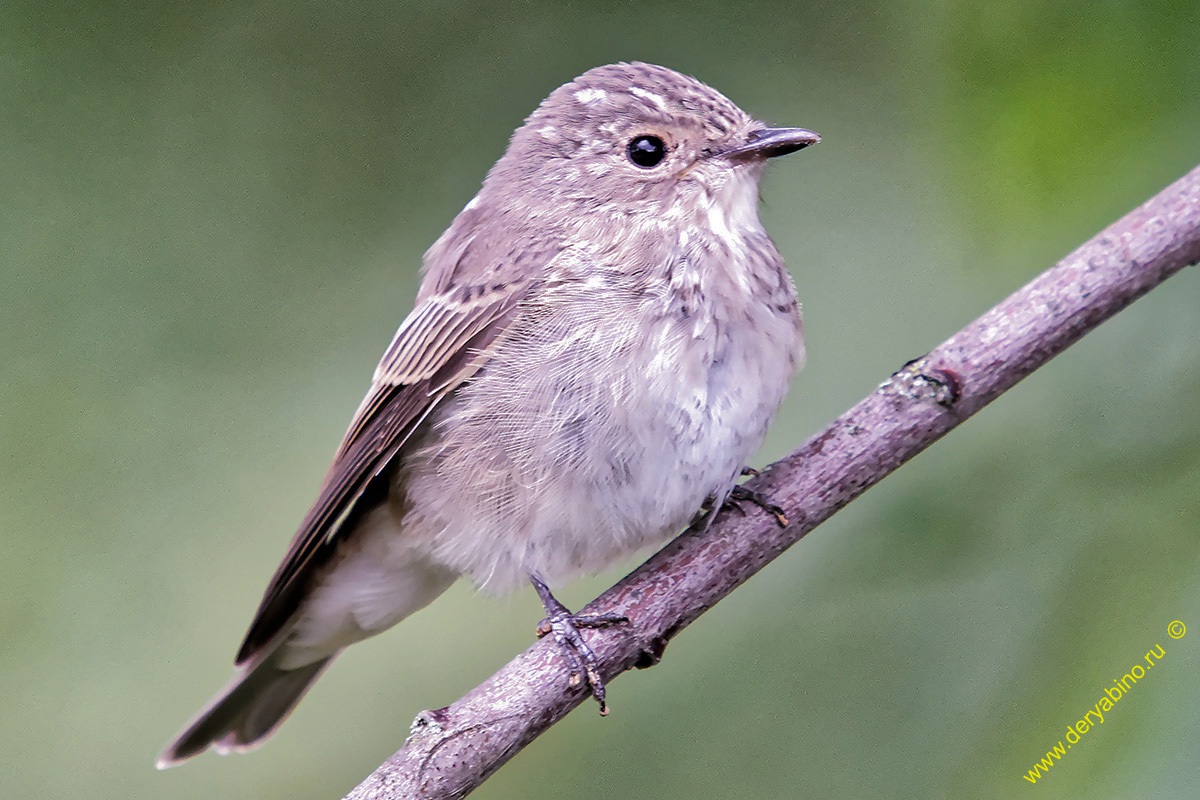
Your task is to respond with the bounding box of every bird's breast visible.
[398,244,802,593]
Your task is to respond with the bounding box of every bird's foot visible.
[726,484,789,527]
[531,576,627,715]
[694,467,786,528]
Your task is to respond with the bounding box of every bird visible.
[157,60,819,768]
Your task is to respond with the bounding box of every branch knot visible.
[884,359,962,408]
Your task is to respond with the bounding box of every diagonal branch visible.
[343,164,1200,800]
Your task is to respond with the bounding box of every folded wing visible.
[235,278,531,664]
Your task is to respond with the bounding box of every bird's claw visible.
[531,576,628,714]
[727,484,789,527]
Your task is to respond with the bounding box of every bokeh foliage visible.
[2,1,1198,798]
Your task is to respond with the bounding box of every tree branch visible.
[344,164,1200,800]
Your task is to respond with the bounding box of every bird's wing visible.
[235,277,532,664]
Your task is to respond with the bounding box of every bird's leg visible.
[530,575,627,715]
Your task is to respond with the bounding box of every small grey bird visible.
[158,61,818,767]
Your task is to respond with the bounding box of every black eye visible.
[627,135,667,168]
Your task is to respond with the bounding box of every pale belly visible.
[395,283,803,593]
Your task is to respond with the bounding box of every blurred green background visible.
[4,1,1199,798]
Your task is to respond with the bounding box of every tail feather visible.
[157,654,334,768]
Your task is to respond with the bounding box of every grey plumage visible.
[158,61,817,768]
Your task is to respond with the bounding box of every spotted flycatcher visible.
[158,61,819,767]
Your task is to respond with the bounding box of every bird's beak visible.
[720,127,821,160]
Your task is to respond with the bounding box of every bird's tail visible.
[156,652,335,768]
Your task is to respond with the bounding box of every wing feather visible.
[234,281,529,664]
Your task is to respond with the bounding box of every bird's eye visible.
[626,135,667,168]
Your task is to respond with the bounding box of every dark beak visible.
[721,127,821,160]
